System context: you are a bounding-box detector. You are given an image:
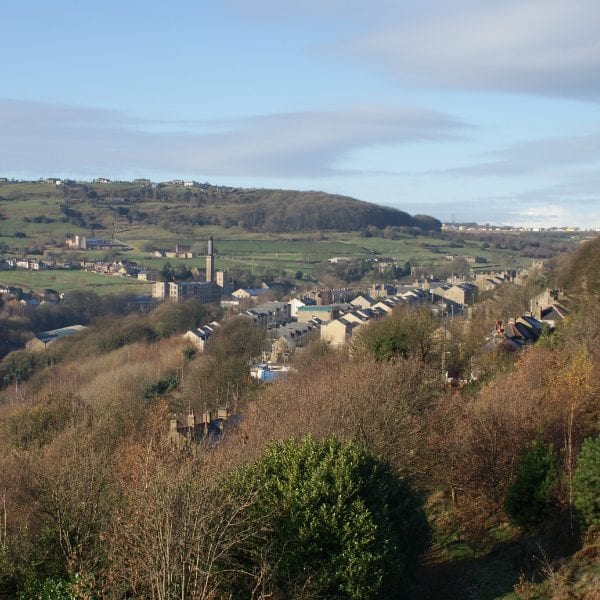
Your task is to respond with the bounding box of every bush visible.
[574,435,600,528]
[0,350,39,387]
[227,436,430,599]
[142,375,178,398]
[504,439,556,528]
[18,575,77,600]
[354,306,439,362]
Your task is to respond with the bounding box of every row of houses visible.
[89,178,206,188]
[83,259,147,278]
[66,235,129,251]
[0,285,61,306]
[235,285,473,355]
[1,258,50,271]
[490,289,570,351]
[153,244,195,259]
[182,321,221,352]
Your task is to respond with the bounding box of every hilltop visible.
[0,179,440,235]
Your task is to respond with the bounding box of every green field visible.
[0,269,152,295]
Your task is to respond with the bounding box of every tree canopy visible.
[227,436,430,599]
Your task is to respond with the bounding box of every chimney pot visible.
[186,410,196,429]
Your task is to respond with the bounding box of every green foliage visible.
[1,180,440,239]
[574,434,600,528]
[355,305,440,362]
[332,258,374,283]
[182,346,196,361]
[18,575,78,600]
[227,436,430,599]
[142,375,178,398]
[371,330,410,361]
[504,439,556,528]
[0,350,39,386]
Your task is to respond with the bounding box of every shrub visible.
[227,436,430,599]
[142,375,178,398]
[504,439,556,528]
[354,306,439,362]
[574,435,600,528]
[18,575,77,599]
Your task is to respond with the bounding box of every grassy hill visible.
[0,180,587,295]
[0,180,440,237]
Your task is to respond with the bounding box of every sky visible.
[1,0,600,228]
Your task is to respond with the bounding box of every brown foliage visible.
[103,407,269,599]
[0,397,118,583]
[427,342,600,541]
[228,353,442,479]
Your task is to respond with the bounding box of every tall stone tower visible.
[205,236,215,283]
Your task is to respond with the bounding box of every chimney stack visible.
[186,410,196,429]
[201,411,212,435]
[205,236,214,283]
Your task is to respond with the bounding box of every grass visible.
[0,269,152,294]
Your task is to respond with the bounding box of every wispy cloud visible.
[0,99,464,178]
[340,0,600,100]
[460,170,600,227]
[448,133,600,176]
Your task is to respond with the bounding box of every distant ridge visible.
[0,180,441,234]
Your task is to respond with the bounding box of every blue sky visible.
[2,0,600,228]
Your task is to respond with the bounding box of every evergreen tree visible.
[574,434,600,528]
[227,436,430,599]
[504,439,556,528]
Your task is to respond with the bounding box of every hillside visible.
[0,180,440,235]
[0,242,599,597]
[557,234,600,294]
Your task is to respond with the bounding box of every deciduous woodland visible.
[0,236,599,599]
